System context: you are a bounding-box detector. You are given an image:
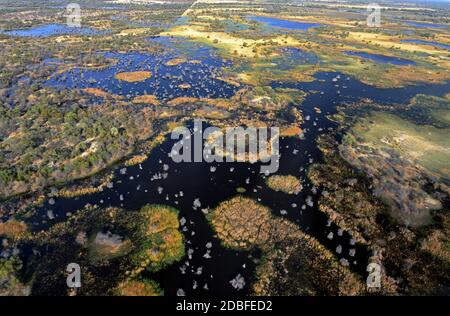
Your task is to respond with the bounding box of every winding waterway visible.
[24,69,450,295]
[4,35,450,296]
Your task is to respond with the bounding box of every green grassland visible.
[352,111,450,181]
[340,94,450,226]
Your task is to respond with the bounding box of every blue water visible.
[46,37,239,101]
[49,5,126,10]
[401,39,450,50]
[404,21,449,29]
[344,51,416,66]
[247,16,322,31]
[1,24,106,37]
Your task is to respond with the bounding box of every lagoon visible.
[247,16,322,31]
[47,37,239,101]
[2,23,106,37]
[344,51,416,66]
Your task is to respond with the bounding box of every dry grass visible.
[114,71,152,82]
[165,57,187,66]
[208,196,365,295]
[117,280,162,296]
[266,175,302,194]
[0,220,28,239]
[132,95,160,105]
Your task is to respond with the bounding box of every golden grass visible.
[167,97,199,106]
[82,88,123,99]
[162,24,304,58]
[346,31,449,55]
[117,280,162,296]
[124,154,148,166]
[280,125,303,137]
[178,83,191,89]
[114,71,152,82]
[208,196,365,295]
[0,219,28,239]
[165,57,187,66]
[266,175,302,194]
[132,95,160,105]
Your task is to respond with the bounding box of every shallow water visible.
[344,51,416,66]
[27,69,450,295]
[247,16,322,31]
[46,37,239,101]
[6,32,450,295]
[2,24,107,37]
[31,100,365,295]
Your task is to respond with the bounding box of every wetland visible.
[0,0,449,297]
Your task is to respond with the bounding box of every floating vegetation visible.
[114,71,152,82]
[266,175,302,194]
[178,83,192,89]
[280,125,303,137]
[0,219,28,239]
[124,154,150,166]
[165,57,188,66]
[208,196,364,295]
[82,88,123,99]
[1,0,450,297]
[131,94,161,105]
[116,279,163,296]
[48,49,238,101]
[130,205,185,276]
[236,187,246,193]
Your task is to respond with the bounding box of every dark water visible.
[401,39,450,50]
[31,101,365,296]
[27,68,450,295]
[247,16,322,31]
[46,37,239,101]
[344,51,416,66]
[1,24,107,37]
[6,31,450,295]
[271,71,450,105]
